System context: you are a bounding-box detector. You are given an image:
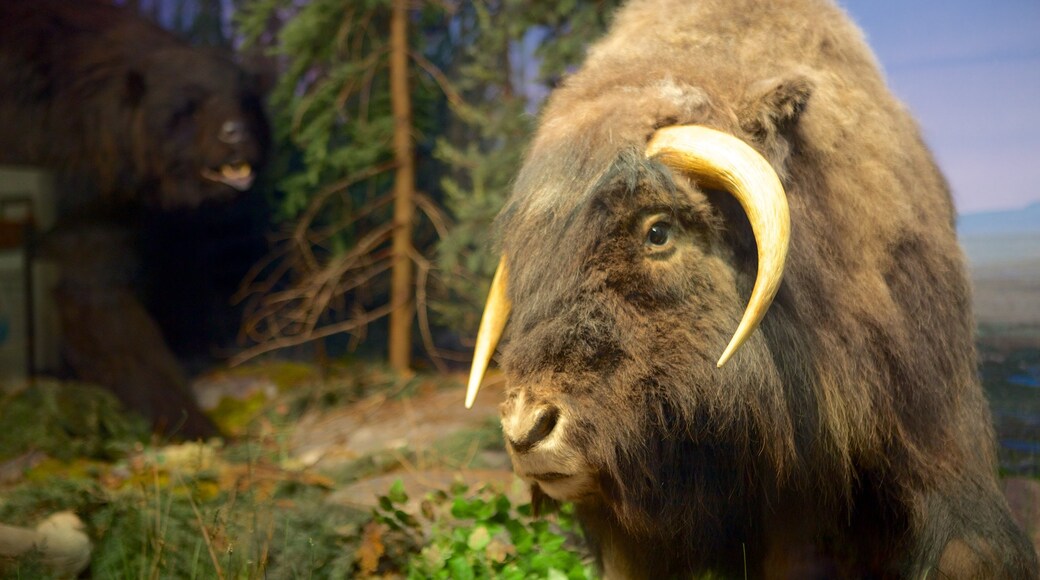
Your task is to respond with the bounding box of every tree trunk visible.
[388,0,414,371]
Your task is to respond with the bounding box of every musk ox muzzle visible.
[499,391,600,502]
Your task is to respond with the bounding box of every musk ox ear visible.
[740,73,814,137]
[739,73,814,169]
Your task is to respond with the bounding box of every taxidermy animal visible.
[465,0,1039,577]
[0,0,270,437]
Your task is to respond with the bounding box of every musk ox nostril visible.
[508,407,560,453]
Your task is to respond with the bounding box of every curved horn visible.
[465,258,512,408]
[646,125,790,368]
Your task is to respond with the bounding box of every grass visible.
[0,434,364,578]
[2,341,1036,578]
[0,363,593,578]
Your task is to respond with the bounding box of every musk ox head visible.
[464,73,812,533]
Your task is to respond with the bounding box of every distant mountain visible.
[958,201,1040,236]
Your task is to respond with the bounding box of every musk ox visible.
[464,0,1039,577]
[0,0,270,437]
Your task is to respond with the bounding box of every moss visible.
[0,381,148,462]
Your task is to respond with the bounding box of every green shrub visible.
[371,480,594,579]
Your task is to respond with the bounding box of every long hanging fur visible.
[493,0,1039,577]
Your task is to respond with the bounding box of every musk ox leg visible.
[911,484,1039,579]
[45,224,217,439]
[576,501,770,580]
[762,525,838,579]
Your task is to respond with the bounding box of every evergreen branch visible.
[291,46,387,139]
[307,192,394,247]
[335,46,388,120]
[356,49,383,126]
[349,7,377,63]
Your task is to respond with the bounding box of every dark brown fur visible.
[0,0,268,208]
[494,0,1038,577]
[0,1,270,438]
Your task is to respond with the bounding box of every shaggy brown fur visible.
[0,0,268,208]
[494,0,1038,577]
[0,0,270,438]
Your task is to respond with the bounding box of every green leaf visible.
[476,498,498,520]
[447,555,475,580]
[451,497,477,519]
[467,526,491,551]
[388,479,408,504]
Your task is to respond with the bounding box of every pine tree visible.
[388,0,415,370]
[234,0,451,366]
[232,0,621,367]
[431,0,621,351]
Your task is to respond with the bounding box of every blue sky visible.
[839,0,1040,213]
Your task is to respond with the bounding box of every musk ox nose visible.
[504,406,560,453]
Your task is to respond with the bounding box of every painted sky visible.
[143,0,1039,213]
[838,0,1040,213]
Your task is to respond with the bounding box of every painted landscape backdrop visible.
[960,201,1040,475]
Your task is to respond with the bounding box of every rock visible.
[0,511,91,579]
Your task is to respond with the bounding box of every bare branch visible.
[414,191,453,240]
[408,49,465,108]
[294,161,395,239]
[411,248,448,373]
[231,303,395,366]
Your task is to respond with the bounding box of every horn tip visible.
[716,345,737,368]
[464,377,480,409]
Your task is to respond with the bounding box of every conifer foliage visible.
[234,0,621,368]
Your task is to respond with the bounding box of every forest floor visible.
[1,340,1037,578]
[0,361,594,578]
[0,245,1038,576]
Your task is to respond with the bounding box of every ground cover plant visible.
[0,365,593,579]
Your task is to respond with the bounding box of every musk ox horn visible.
[464,127,789,408]
[646,125,791,367]
[465,258,511,408]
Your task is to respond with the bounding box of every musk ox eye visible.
[646,221,672,247]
